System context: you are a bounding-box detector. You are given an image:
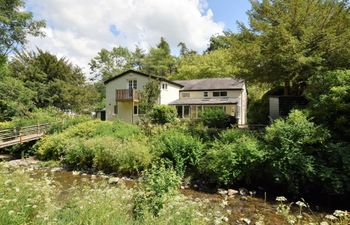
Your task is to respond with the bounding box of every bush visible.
[264,110,329,194]
[149,105,177,124]
[133,164,181,218]
[56,136,153,175]
[92,137,153,175]
[200,129,265,185]
[152,130,204,176]
[199,108,232,129]
[35,120,141,160]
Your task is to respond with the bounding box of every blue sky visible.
[208,0,251,31]
[25,0,252,73]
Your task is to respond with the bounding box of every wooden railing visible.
[116,89,139,101]
[0,124,50,149]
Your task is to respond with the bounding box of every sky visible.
[25,0,251,75]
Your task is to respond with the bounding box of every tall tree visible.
[0,0,45,59]
[173,49,238,80]
[89,46,133,82]
[235,0,350,95]
[10,49,94,112]
[143,37,176,77]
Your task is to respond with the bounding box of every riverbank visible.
[1,156,348,225]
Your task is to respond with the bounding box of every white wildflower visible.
[333,210,347,218]
[295,201,306,208]
[325,214,337,220]
[276,196,287,202]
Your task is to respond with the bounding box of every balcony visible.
[116,89,139,101]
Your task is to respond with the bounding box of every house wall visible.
[106,72,157,121]
[179,89,247,125]
[159,82,181,104]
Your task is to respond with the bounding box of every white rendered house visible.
[104,70,247,125]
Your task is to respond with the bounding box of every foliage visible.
[63,137,153,175]
[199,107,232,129]
[35,120,141,160]
[89,46,134,81]
[200,128,265,185]
[233,0,350,94]
[0,0,45,57]
[0,75,35,121]
[306,70,350,141]
[139,80,161,115]
[246,83,273,124]
[172,49,238,80]
[264,110,329,194]
[133,164,181,218]
[9,49,97,113]
[149,105,177,125]
[143,37,177,77]
[152,130,204,176]
[314,142,350,196]
[0,166,221,225]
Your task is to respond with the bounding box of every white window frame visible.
[128,80,137,90]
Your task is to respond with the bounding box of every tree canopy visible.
[0,0,45,61]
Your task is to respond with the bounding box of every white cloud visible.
[25,0,224,75]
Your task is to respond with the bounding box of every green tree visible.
[173,49,238,80]
[10,49,94,112]
[306,70,350,141]
[0,0,45,58]
[89,46,133,81]
[143,37,176,76]
[139,79,160,114]
[0,73,35,121]
[235,0,350,95]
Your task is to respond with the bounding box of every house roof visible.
[104,70,184,87]
[169,97,239,105]
[173,78,244,91]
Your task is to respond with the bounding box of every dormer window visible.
[213,91,227,97]
[182,92,190,98]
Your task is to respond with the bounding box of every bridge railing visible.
[0,123,50,144]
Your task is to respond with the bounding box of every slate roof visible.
[173,78,244,91]
[169,97,239,105]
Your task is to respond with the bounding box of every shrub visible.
[92,137,153,175]
[152,130,204,176]
[200,129,265,185]
[264,110,330,194]
[149,105,177,124]
[199,107,232,129]
[133,164,181,218]
[35,120,141,161]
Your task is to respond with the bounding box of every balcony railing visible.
[116,89,139,101]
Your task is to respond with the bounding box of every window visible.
[128,80,137,90]
[184,106,190,118]
[133,105,138,115]
[182,92,190,98]
[213,91,227,97]
[114,104,118,114]
[162,83,168,90]
[203,92,208,97]
[220,91,227,96]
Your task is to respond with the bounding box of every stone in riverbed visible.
[218,189,228,196]
[50,167,63,172]
[227,189,238,196]
[108,177,120,184]
[72,171,80,176]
